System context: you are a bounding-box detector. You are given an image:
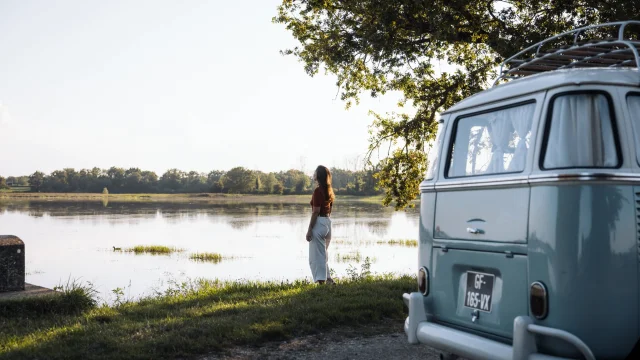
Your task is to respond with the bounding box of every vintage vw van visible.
[403,22,640,360]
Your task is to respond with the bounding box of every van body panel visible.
[527,184,638,358]
[419,190,437,314]
[419,191,436,267]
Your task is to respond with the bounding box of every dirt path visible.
[201,322,456,360]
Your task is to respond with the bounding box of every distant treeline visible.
[0,166,383,196]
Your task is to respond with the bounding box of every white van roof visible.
[442,68,640,115]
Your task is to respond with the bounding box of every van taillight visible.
[418,267,429,296]
[530,281,548,319]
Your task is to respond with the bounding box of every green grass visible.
[0,275,415,360]
[376,239,418,247]
[0,186,31,193]
[124,245,184,255]
[0,279,97,318]
[189,252,225,263]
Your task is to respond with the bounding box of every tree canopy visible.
[4,166,382,196]
[274,0,639,209]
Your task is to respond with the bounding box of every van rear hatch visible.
[429,187,530,339]
[429,248,528,339]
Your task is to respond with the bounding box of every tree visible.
[275,169,311,193]
[222,167,255,193]
[273,182,284,195]
[160,169,186,193]
[28,171,45,192]
[15,176,29,186]
[0,176,8,190]
[140,171,159,193]
[361,167,381,195]
[107,167,126,192]
[124,168,144,193]
[43,170,69,192]
[255,176,262,193]
[184,171,207,193]
[211,179,224,193]
[295,175,310,193]
[274,0,635,208]
[330,167,350,191]
[207,170,225,193]
[13,165,384,195]
[77,169,90,192]
[262,173,278,194]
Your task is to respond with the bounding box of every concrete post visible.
[0,235,25,292]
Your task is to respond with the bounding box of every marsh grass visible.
[124,245,184,255]
[334,251,376,263]
[331,238,355,245]
[0,275,415,360]
[332,239,377,247]
[335,251,362,262]
[376,239,418,247]
[331,239,418,248]
[188,252,234,263]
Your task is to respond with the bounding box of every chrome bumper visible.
[402,292,595,360]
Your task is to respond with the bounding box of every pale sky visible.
[0,0,426,176]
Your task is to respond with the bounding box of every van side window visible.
[425,121,444,180]
[542,93,618,169]
[626,94,640,165]
[447,102,535,177]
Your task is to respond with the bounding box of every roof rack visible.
[493,21,640,87]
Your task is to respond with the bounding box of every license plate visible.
[464,271,495,312]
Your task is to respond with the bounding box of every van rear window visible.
[425,121,444,180]
[542,93,619,169]
[447,102,535,178]
[626,94,640,165]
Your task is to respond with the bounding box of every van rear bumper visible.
[402,292,595,360]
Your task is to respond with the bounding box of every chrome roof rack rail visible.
[492,21,640,87]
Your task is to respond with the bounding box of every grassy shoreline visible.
[0,192,390,204]
[0,275,414,360]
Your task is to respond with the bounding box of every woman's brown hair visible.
[315,165,335,203]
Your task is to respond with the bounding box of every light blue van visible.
[403,21,640,360]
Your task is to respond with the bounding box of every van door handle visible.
[467,227,484,235]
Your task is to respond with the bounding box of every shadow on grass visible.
[0,291,95,319]
[0,276,415,360]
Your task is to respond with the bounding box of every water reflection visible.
[0,200,419,303]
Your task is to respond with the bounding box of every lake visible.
[0,199,419,303]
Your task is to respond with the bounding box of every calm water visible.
[0,200,419,303]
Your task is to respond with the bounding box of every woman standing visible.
[306,165,335,284]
